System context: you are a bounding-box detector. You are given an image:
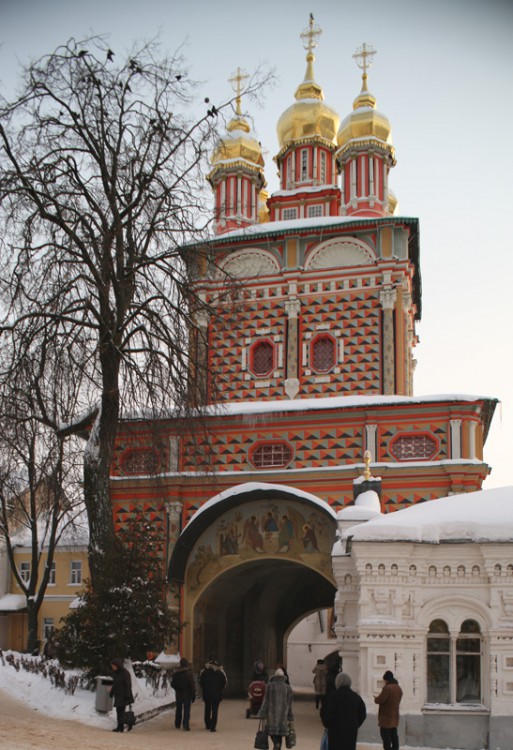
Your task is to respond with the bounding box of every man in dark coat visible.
[198,655,227,732]
[374,670,403,750]
[109,658,134,732]
[320,672,366,750]
[171,657,196,730]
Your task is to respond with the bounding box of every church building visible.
[109,18,507,749]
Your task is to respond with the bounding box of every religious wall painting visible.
[185,499,335,593]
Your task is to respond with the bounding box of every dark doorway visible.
[193,557,336,695]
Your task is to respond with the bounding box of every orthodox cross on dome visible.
[229,66,249,116]
[352,42,376,75]
[300,13,322,55]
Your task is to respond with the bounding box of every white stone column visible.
[450,419,462,459]
[365,424,378,461]
[284,297,301,399]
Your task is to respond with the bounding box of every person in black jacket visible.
[198,655,227,732]
[109,658,134,733]
[171,657,196,730]
[320,672,366,750]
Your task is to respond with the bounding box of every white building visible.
[330,483,513,750]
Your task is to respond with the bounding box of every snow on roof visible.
[345,486,513,544]
[183,481,337,530]
[204,393,494,419]
[0,594,26,612]
[10,512,89,548]
[216,214,417,241]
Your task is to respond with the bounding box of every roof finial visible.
[301,13,322,57]
[228,66,249,117]
[352,42,376,93]
[363,449,372,480]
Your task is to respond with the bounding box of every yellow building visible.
[0,529,89,652]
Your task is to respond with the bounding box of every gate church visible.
[110,19,500,741]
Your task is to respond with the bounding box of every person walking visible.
[257,667,294,750]
[109,658,134,733]
[198,655,227,732]
[171,657,196,731]
[312,658,328,709]
[320,672,366,750]
[374,670,403,750]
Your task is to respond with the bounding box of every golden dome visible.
[337,74,394,154]
[210,116,265,170]
[276,16,340,150]
[209,68,265,178]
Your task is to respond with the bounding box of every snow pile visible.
[0,654,173,728]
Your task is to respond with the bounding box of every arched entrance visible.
[168,483,338,694]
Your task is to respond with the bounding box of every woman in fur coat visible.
[257,668,294,750]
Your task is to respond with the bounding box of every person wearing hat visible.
[374,670,403,750]
[198,655,227,732]
[257,668,294,750]
[171,657,196,730]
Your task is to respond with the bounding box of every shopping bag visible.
[254,719,269,750]
[285,720,296,748]
[124,705,136,731]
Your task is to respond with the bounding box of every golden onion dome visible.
[276,16,340,150]
[210,114,265,170]
[209,68,265,178]
[337,45,394,160]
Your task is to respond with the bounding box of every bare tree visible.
[0,38,269,579]
[0,352,85,653]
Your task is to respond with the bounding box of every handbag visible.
[285,720,296,748]
[254,718,269,750]
[124,705,136,730]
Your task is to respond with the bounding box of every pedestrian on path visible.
[257,668,294,750]
[198,655,227,732]
[312,658,328,709]
[374,670,403,750]
[109,658,134,733]
[171,657,196,730]
[320,671,366,750]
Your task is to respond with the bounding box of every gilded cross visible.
[300,13,322,53]
[352,43,377,74]
[228,67,249,116]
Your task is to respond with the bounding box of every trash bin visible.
[95,676,114,713]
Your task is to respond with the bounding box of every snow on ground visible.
[0,652,173,728]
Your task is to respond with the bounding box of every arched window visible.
[311,334,336,373]
[427,618,482,704]
[250,340,275,377]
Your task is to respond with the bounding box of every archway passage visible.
[193,557,337,695]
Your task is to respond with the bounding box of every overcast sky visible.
[1,0,512,490]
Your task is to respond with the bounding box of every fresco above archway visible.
[186,498,336,596]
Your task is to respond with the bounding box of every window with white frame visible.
[70,560,82,585]
[307,204,324,218]
[43,617,55,641]
[19,561,30,583]
[48,561,56,585]
[427,618,482,704]
[282,207,297,221]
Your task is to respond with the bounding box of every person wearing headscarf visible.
[257,668,294,750]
